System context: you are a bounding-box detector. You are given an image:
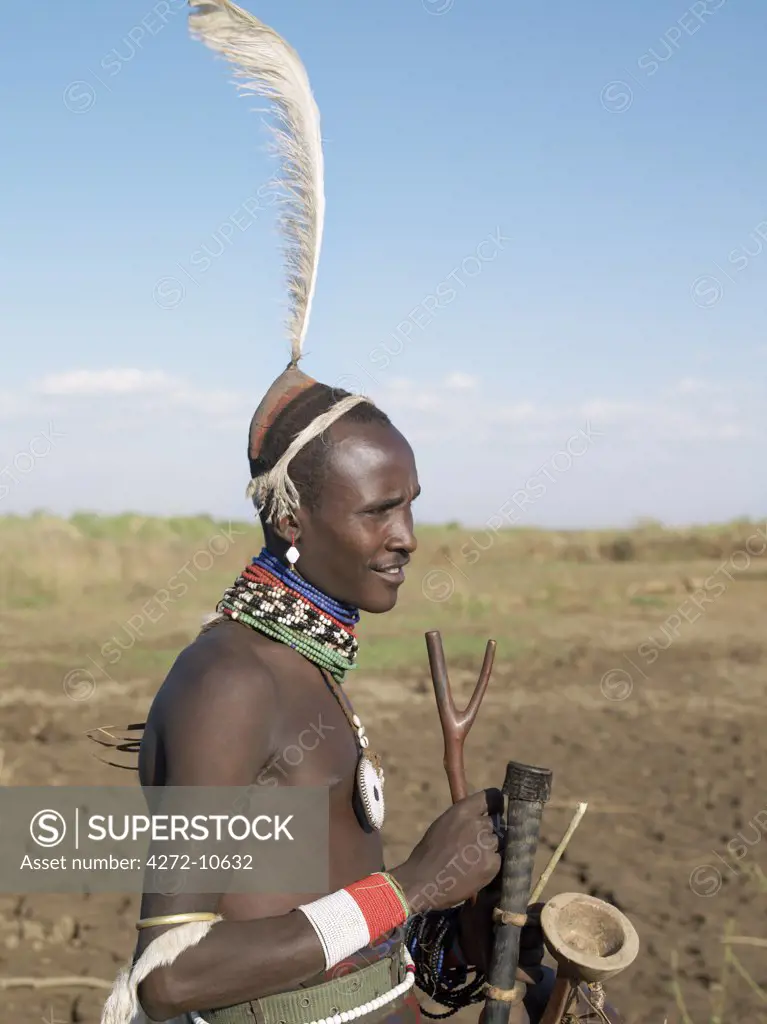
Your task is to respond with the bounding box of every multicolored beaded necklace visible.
[215,548,386,830]
[217,548,359,684]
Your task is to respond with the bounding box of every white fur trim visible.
[100,916,223,1024]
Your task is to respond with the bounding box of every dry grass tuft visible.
[671,867,767,1024]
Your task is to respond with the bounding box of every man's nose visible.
[388,512,417,554]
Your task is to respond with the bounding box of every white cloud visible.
[443,372,479,391]
[380,382,443,413]
[386,377,418,392]
[717,423,747,439]
[376,374,482,413]
[166,386,247,418]
[27,369,249,429]
[672,377,720,396]
[495,402,551,424]
[0,390,34,421]
[21,370,756,450]
[37,369,177,396]
[2,366,764,525]
[577,399,647,421]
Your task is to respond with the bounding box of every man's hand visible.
[390,789,504,911]
[455,877,545,983]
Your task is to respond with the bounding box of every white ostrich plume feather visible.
[189,0,325,361]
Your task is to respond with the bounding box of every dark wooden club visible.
[484,760,552,1024]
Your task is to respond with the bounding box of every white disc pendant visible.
[356,754,385,830]
[286,545,300,566]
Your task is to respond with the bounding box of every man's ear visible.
[272,514,301,546]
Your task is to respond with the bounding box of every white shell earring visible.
[286,532,300,571]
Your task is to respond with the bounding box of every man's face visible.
[292,419,420,613]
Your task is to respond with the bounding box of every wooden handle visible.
[539,977,578,1024]
[424,630,495,803]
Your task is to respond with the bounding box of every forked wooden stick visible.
[424,631,593,1024]
[424,630,496,803]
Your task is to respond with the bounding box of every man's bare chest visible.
[259,658,366,795]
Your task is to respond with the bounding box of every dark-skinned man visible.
[99,372,553,1024]
[99,5,622,1022]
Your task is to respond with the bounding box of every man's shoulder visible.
[159,619,278,712]
[147,620,281,784]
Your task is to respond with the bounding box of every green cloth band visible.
[195,943,406,1024]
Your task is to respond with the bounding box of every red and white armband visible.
[298,872,411,969]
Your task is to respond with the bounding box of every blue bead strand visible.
[253,549,360,626]
[254,549,359,624]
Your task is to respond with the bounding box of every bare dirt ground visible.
[0,523,765,1024]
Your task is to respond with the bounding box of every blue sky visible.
[1,0,765,528]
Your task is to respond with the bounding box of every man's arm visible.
[135,642,330,1020]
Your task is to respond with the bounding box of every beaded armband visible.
[298,872,410,970]
[404,907,487,1018]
